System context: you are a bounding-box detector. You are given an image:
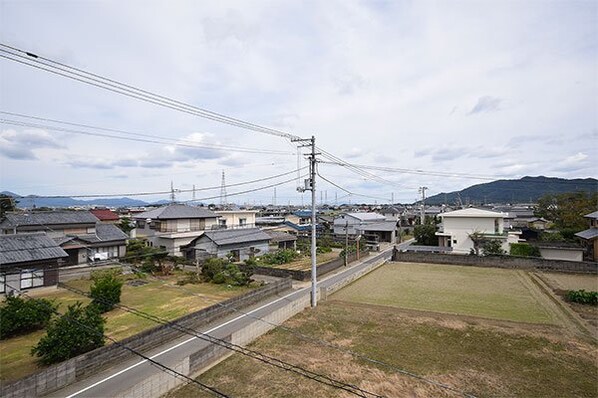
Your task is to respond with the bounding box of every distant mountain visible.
[1,191,149,208]
[424,176,598,205]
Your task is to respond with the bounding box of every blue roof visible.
[293,210,314,218]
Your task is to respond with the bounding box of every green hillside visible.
[425,176,597,205]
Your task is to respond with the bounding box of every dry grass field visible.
[0,273,253,383]
[169,262,598,398]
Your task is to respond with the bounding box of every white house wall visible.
[441,216,505,254]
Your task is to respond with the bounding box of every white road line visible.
[65,250,392,397]
[64,287,307,398]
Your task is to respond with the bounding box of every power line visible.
[5,167,307,199]
[128,267,476,398]
[0,118,294,156]
[58,283,384,398]
[317,169,392,203]
[3,282,230,398]
[0,111,294,156]
[0,44,301,140]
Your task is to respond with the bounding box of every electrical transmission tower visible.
[220,171,227,206]
[170,181,176,203]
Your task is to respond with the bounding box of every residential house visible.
[575,211,598,262]
[333,212,386,236]
[133,204,219,256]
[265,231,297,250]
[90,208,120,224]
[380,206,403,221]
[0,211,127,265]
[527,217,550,230]
[436,208,520,254]
[214,209,258,229]
[182,228,271,262]
[0,233,68,294]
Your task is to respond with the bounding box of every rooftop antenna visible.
[220,171,227,206]
[170,181,176,203]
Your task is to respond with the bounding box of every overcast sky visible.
[1,0,596,205]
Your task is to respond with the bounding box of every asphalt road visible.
[46,245,399,398]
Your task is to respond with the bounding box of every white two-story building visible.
[436,208,520,254]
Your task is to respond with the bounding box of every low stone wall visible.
[0,278,292,398]
[392,250,598,274]
[245,250,370,281]
[58,263,123,283]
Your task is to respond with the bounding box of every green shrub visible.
[201,258,252,286]
[339,244,358,259]
[31,302,105,365]
[565,290,598,306]
[260,249,300,265]
[0,296,57,340]
[90,269,123,313]
[510,243,541,257]
[481,239,506,256]
[414,224,437,246]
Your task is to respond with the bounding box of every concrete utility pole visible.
[344,221,349,266]
[293,135,319,307]
[418,186,428,224]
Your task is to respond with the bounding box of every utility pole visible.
[192,184,196,202]
[344,221,349,266]
[293,135,319,307]
[418,186,428,225]
[220,171,227,206]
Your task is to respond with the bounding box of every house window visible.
[494,219,499,234]
[219,219,227,228]
[453,239,457,244]
[239,218,247,227]
[20,270,44,289]
[137,220,146,228]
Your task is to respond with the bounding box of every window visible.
[239,218,247,227]
[137,220,146,228]
[219,219,227,227]
[0,274,5,294]
[494,219,500,234]
[453,239,457,244]
[20,270,44,289]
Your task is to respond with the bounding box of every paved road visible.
[47,245,399,398]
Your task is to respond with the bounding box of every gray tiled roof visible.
[77,223,128,244]
[0,233,68,266]
[265,231,298,243]
[359,221,398,232]
[343,212,386,221]
[575,228,598,240]
[202,228,271,246]
[0,211,99,228]
[134,204,218,220]
[584,211,598,220]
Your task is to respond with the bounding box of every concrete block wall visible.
[0,278,292,398]
[392,250,598,274]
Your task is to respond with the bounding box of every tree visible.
[0,194,17,219]
[0,296,57,339]
[201,258,252,286]
[510,243,541,257]
[31,303,105,365]
[414,223,437,246]
[482,239,506,256]
[535,192,598,232]
[116,217,135,235]
[89,269,123,313]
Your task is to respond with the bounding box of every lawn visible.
[0,272,254,383]
[332,262,559,324]
[168,300,598,398]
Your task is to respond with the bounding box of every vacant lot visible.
[0,273,253,383]
[539,272,598,291]
[169,262,597,398]
[333,262,559,324]
[263,249,342,271]
[170,300,597,398]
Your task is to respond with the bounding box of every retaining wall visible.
[392,250,598,274]
[245,250,370,281]
[0,278,292,398]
